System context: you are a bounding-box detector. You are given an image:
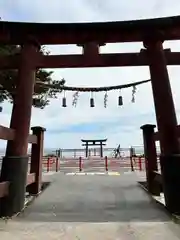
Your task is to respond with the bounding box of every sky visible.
[1,0,180,150]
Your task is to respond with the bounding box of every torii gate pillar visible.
[0,40,39,217]
[144,38,180,214]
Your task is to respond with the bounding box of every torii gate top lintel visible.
[1,15,180,45]
[81,139,107,143]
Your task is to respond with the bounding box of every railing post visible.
[28,126,46,195]
[47,158,50,172]
[138,157,142,171]
[56,157,59,172]
[79,157,82,172]
[130,147,134,171]
[105,156,108,172]
[140,124,160,195]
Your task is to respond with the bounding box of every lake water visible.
[0,145,161,158]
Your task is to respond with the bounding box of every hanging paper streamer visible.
[72,91,79,107]
[131,86,137,103]
[104,91,108,108]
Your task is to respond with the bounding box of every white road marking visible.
[108,172,120,176]
[65,171,121,176]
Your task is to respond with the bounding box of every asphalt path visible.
[1,171,180,239]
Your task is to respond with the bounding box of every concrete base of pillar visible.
[0,156,29,217]
[160,154,180,215]
[147,171,161,196]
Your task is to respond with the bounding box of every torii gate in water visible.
[81,139,107,158]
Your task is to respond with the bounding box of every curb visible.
[138,181,180,225]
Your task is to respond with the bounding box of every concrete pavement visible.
[0,171,180,239]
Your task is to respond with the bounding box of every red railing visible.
[44,155,140,173]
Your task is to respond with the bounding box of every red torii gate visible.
[81,139,107,158]
[0,15,180,215]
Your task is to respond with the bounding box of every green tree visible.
[0,45,65,109]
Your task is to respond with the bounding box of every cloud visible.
[1,0,180,22]
[0,1,180,152]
